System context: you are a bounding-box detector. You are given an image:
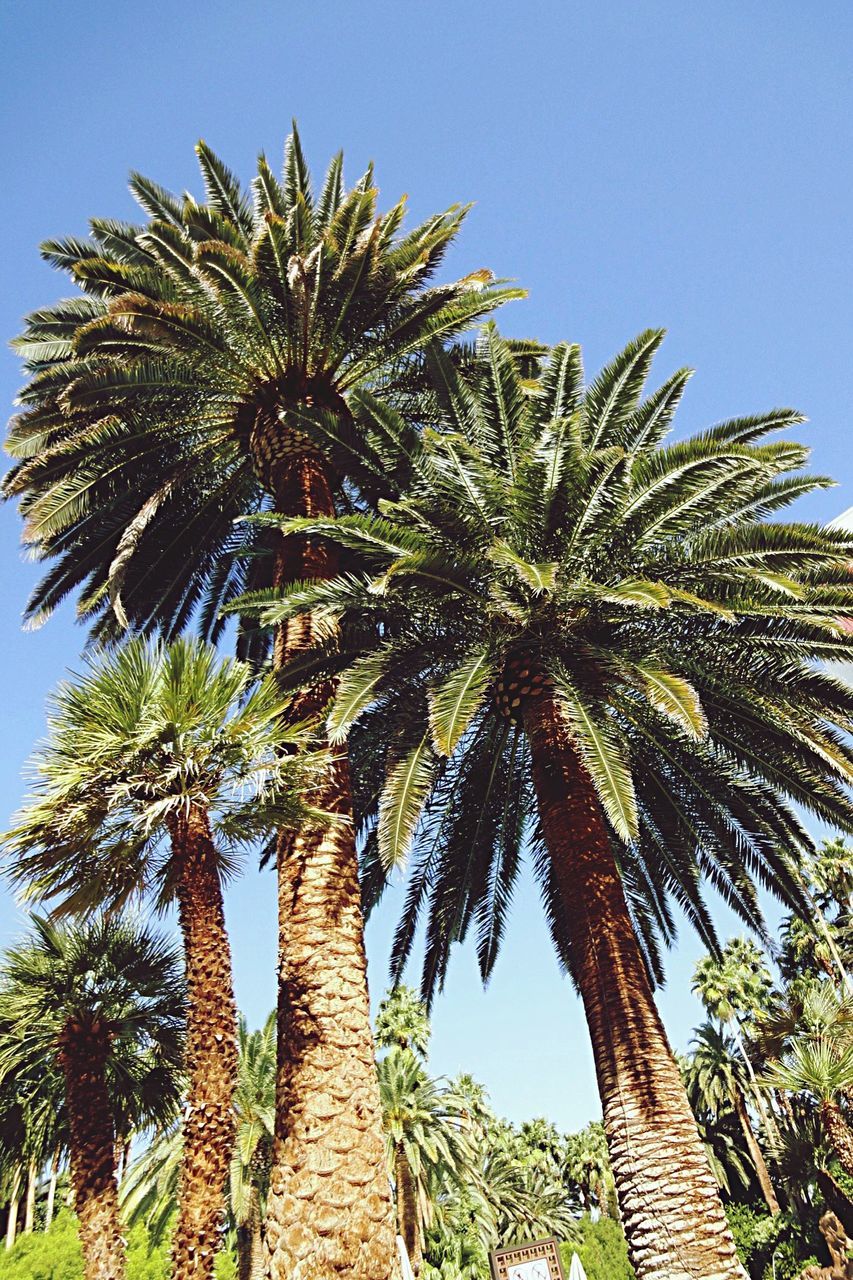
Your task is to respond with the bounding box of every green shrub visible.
[0,1213,236,1280]
[561,1215,634,1280]
[0,1213,82,1280]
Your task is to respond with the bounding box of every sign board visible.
[489,1237,565,1280]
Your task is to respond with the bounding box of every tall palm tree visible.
[378,1048,471,1276]
[685,1023,780,1214]
[253,326,853,1279]
[4,638,313,1278]
[376,985,432,1058]
[4,131,519,1280]
[0,916,183,1280]
[122,1012,277,1280]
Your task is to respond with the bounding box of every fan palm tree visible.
[378,1048,471,1276]
[4,638,313,1278]
[122,1012,276,1280]
[4,130,519,1280]
[376,985,432,1058]
[764,1039,853,1178]
[563,1122,615,1218]
[253,325,853,1278]
[685,1023,780,1213]
[0,916,183,1280]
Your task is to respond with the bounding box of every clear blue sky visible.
[2,0,853,1133]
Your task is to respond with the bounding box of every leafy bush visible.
[0,1213,82,1280]
[561,1215,634,1280]
[0,1213,236,1280]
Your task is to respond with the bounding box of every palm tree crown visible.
[0,914,184,1127]
[4,127,520,647]
[4,636,315,913]
[255,324,853,995]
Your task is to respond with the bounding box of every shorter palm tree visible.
[378,1048,471,1276]
[0,916,183,1280]
[685,1023,780,1214]
[376,986,432,1059]
[563,1122,615,1218]
[764,1039,853,1178]
[121,1012,276,1280]
[4,639,317,1279]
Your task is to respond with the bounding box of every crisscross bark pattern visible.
[170,805,239,1277]
[262,450,399,1280]
[525,691,748,1280]
[59,1022,126,1280]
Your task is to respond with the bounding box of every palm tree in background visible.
[378,1048,471,1275]
[122,1012,277,1280]
[4,129,519,1280]
[4,639,313,1279]
[685,1023,780,1214]
[376,986,432,1058]
[0,916,183,1280]
[253,325,853,1278]
[764,1039,853,1179]
[563,1122,615,1218]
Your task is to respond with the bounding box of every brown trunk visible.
[58,1018,126,1280]
[261,448,399,1280]
[23,1161,36,1234]
[44,1150,59,1231]
[395,1142,421,1275]
[237,1187,265,1280]
[524,691,747,1280]
[732,1089,780,1215]
[169,804,239,1279]
[5,1166,20,1251]
[822,1099,853,1179]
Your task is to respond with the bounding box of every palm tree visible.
[5,131,519,1280]
[376,986,432,1058]
[0,916,183,1280]
[254,325,853,1278]
[122,1012,276,1280]
[764,1039,853,1178]
[378,1048,471,1276]
[693,940,773,1073]
[685,1023,780,1214]
[4,638,313,1278]
[563,1122,615,1218]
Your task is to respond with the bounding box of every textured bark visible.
[261,446,399,1280]
[23,1161,36,1234]
[238,1189,265,1280]
[237,1188,265,1280]
[733,1089,780,1215]
[5,1166,20,1250]
[58,1019,126,1280]
[524,691,747,1280]
[169,804,239,1279]
[822,1099,853,1179]
[395,1143,421,1276]
[45,1151,59,1231]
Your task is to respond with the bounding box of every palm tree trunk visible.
[44,1150,59,1230]
[23,1161,37,1234]
[5,1165,21,1250]
[58,1019,126,1280]
[732,1089,780,1215]
[524,691,747,1280]
[169,803,239,1279]
[261,446,399,1280]
[237,1187,265,1280]
[821,1098,853,1178]
[395,1143,421,1275]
